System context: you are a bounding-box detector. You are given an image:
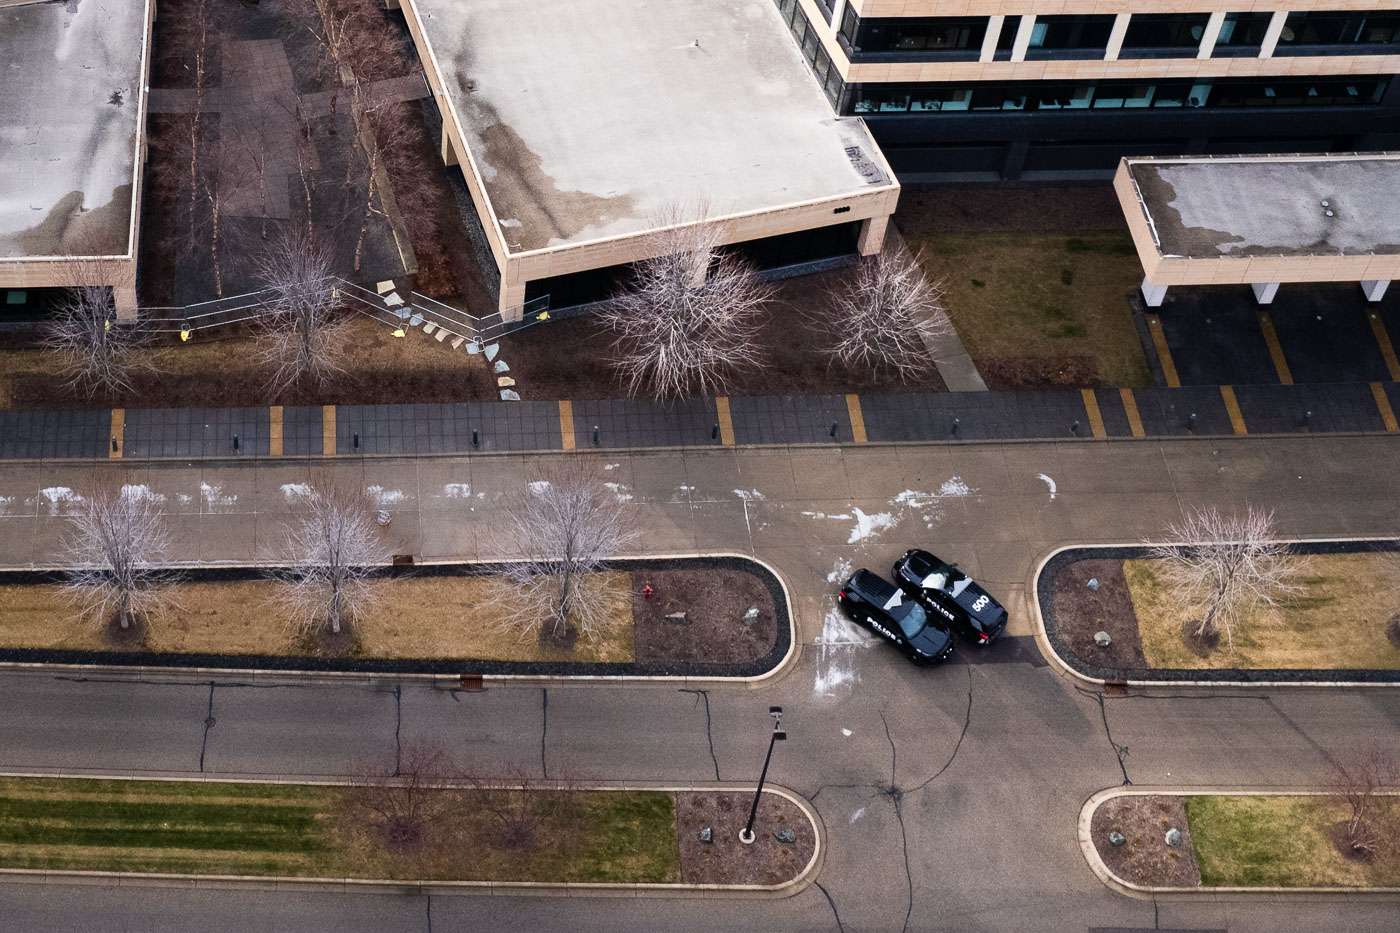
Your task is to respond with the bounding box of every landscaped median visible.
[0,775,821,895]
[0,556,791,679]
[1080,788,1400,895]
[1036,542,1400,684]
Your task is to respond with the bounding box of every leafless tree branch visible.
[815,247,946,382]
[598,208,771,399]
[43,260,154,400]
[1326,745,1398,856]
[490,461,637,643]
[252,229,354,396]
[59,482,173,631]
[1150,506,1303,648]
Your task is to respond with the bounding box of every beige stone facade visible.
[399,0,899,318]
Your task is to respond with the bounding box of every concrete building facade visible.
[0,0,153,321]
[780,0,1400,178]
[395,0,900,317]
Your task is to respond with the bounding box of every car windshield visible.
[889,600,928,639]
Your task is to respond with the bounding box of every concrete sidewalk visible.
[1,381,1394,462]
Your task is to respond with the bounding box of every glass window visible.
[1026,15,1115,51]
[849,16,989,54]
[1279,11,1400,47]
[1122,13,1212,50]
[1215,12,1273,47]
[840,5,859,45]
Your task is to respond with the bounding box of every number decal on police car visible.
[971,595,990,612]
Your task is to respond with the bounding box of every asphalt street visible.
[0,435,1398,932]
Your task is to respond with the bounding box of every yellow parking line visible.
[559,400,576,450]
[715,397,735,446]
[109,409,124,459]
[1079,389,1106,438]
[1367,312,1400,382]
[1372,382,1398,432]
[322,405,336,456]
[269,406,284,457]
[1220,385,1247,435]
[1119,389,1145,438]
[845,394,868,444]
[1256,311,1293,385]
[1145,315,1180,388]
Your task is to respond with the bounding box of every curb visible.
[1079,786,1400,899]
[0,774,823,899]
[1031,538,1400,689]
[0,551,800,688]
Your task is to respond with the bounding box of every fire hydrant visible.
[642,584,654,601]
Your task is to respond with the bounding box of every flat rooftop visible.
[0,0,148,261]
[1124,154,1400,261]
[410,0,893,253]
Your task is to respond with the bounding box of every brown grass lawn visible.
[0,573,633,662]
[1124,553,1400,670]
[912,232,1149,389]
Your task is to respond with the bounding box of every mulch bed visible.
[1049,558,1147,672]
[895,182,1129,239]
[632,569,777,668]
[977,355,1102,391]
[1091,794,1201,888]
[674,791,816,887]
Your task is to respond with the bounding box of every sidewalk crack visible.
[198,681,216,773]
[680,688,720,780]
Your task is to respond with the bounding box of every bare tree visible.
[43,261,152,399]
[469,765,580,851]
[1150,506,1302,648]
[341,742,461,854]
[492,461,637,644]
[1326,746,1398,857]
[253,230,354,395]
[598,211,771,399]
[273,481,390,637]
[816,247,946,381]
[60,483,172,631]
[349,95,411,274]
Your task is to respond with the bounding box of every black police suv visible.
[837,569,955,666]
[892,548,1008,644]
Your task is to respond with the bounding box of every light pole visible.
[739,706,786,845]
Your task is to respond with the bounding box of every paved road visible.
[0,436,1398,932]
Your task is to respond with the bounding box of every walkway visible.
[1,380,1394,461]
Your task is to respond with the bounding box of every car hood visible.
[909,623,953,657]
[950,580,1007,628]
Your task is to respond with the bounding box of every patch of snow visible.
[366,485,407,507]
[802,510,853,521]
[281,483,313,502]
[841,728,853,737]
[177,493,193,507]
[442,483,473,499]
[603,463,620,471]
[1037,473,1057,500]
[528,480,552,495]
[199,482,236,513]
[119,484,165,505]
[939,476,971,497]
[603,482,633,502]
[847,508,896,545]
[826,556,853,584]
[0,495,14,516]
[733,488,764,501]
[850,807,866,824]
[813,607,869,699]
[40,487,83,515]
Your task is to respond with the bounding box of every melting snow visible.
[826,556,853,584]
[603,482,633,502]
[40,487,83,515]
[939,476,971,497]
[733,489,765,501]
[120,484,165,505]
[603,463,620,471]
[814,607,867,698]
[281,483,313,502]
[0,495,13,516]
[442,483,476,500]
[847,508,896,544]
[850,807,866,824]
[1037,473,1057,500]
[200,483,237,512]
[528,480,552,495]
[367,485,407,507]
[841,728,853,737]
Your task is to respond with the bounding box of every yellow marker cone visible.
[536,310,550,321]
[391,328,406,338]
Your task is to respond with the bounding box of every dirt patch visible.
[1387,613,1400,650]
[1091,794,1201,888]
[1326,820,1381,864]
[1049,558,1147,671]
[632,569,777,668]
[977,355,1102,390]
[895,183,1130,239]
[1181,618,1221,657]
[675,791,815,887]
[103,612,150,649]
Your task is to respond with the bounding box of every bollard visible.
[1303,409,1312,429]
[951,417,960,436]
[353,433,360,451]
[829,421,838,439]
[1188,412,1197,433]
[592,425,600,446]
[111,437,118,453]
[711,423,719,440]
[471,429,479,449]
[1071,419,1080,436]
[232,433,240,452]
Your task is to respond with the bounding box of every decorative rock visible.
[1165,828,1181,847]
[376,280,395,295]
[666,611,689,625]
[376,510,392,526]
[434,328,449,342]
[384,292,405,307]
[422,322,437,336]
[395,307,412,320]
[497,376,516,388]
[466,340,483,354]
[409,313,424,327]
[1094,631,1112,647]
[742,607,760,626]
[1108,831,1126,847]
[773,828,797,845]
[494,360,510,373]
[499,389,521,401]
[698,826,713,844]
[1087,577,1100,591]
[449,336,465,349]
[484,343,500,361]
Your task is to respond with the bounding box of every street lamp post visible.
[739,706,786,845]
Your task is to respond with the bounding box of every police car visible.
[837,569,955,666]
[892,549,1008,644]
